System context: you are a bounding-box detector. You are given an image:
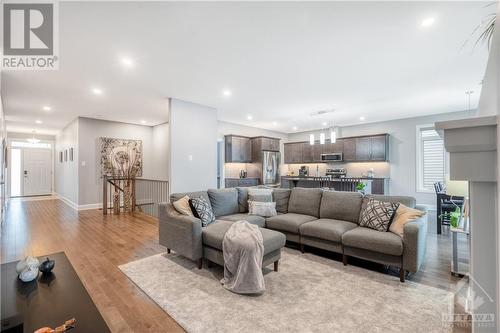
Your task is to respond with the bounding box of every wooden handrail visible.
[103,176,169,217]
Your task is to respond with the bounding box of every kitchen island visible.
[281,176,389,195]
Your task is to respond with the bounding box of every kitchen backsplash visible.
[286,162,390,178]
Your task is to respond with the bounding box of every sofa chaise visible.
[159,187,428,282]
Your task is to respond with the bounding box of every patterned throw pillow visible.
[359,198,399,232]
[189,197,216,227]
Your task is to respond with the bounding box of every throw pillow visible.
[359,198,399,232]
[389,204,425,237]
[248,201,277,217]
[248,188,273,202]
[190,197,216,227]
[172,195,193,216]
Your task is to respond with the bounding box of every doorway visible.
[9,141,53,197]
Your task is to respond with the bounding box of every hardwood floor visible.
[1,199,184,333]
[1,199,469,332]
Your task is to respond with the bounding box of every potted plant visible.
[356,182,367,195]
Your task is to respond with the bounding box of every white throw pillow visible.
[248,201,277,217]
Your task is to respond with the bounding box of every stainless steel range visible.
[326,168,347,178]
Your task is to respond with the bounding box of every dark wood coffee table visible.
[1,252,110,333]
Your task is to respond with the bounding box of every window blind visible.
[420,129,444,191]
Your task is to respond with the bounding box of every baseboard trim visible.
[54,194,102,211]
[55,194,79,210]
[78,203,102,211]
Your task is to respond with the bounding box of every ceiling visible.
[2,1,493,135]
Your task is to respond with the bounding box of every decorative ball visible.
[16,256,40,274]
[39,258,55,274]
[19,266,39,282]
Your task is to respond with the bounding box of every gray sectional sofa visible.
[159,187,428,282]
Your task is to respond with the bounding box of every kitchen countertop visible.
[282,176,388,180]
[225,177,260,180]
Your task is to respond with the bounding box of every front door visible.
[23,148,52,196]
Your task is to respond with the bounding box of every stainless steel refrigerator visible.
[261,151,281,186]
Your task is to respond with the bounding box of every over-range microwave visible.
[321,153,343,162]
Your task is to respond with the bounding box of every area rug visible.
[119,248,453,333]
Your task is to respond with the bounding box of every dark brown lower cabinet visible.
[225,178,259,188]
[370,178,388,195]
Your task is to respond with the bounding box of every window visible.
[11,141,51,149]
[416,125,445,193]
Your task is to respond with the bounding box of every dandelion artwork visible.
[99,137,143,178]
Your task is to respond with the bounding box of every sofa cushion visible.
[342,227,403,256]
[236,187,249,213]
[300,218,358,243]
[218,213,266,227]
[366,195,416,209]
[319,191,363,223]
[170,191,209,203]
[248,188,273,202]
[207,188,239,217]
[202,220,286,254]
[266,213,317,233]
[273,188,291,213]
[287,188,323,217]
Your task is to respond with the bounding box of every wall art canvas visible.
[99,137,143,177]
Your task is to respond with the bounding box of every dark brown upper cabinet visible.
[284,142,304,164]
[370,135,389,161]
[355,137,371,161]
[302,143,314,162]
[283,134,389,163]
[354,134,389,162]
[342,138,357,162]
[251,137,280,162]
[225,135,252,163]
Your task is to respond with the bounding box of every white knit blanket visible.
[220,221,265,294]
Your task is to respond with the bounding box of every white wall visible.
[77,117,161,206]
[218,121,289,179]
[288,110,475,206]
[169,98,218,193]
[151,122,169,181]
[55,119,79,206]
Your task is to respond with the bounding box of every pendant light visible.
[27,131,40,144]
[330,128,337,143]
[309,134,315,145]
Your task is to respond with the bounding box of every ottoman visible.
[202,220,287,271]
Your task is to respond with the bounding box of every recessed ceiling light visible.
[35,120,43,124]
[247,115,253,120]
[140,120,147,124]
[272,121,278,126]
[42,106,51,111]
[322,122,328,126]
[92,87,103,95]
[292,126,298,131]
[222,89,232,97]
[121,57,134,68]
[359,116,366,121]
[421,17,435,28]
